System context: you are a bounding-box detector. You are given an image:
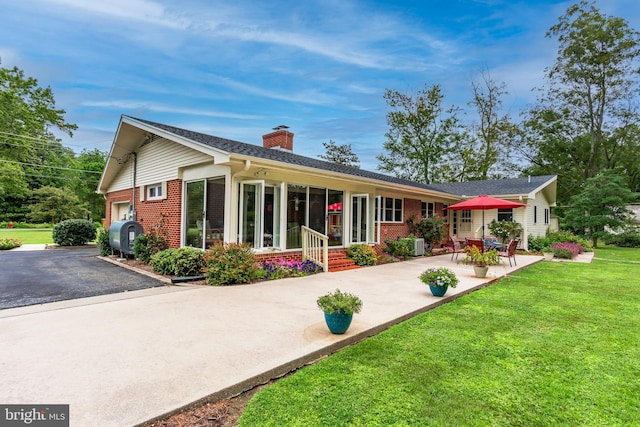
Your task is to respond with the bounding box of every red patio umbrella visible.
[445,195,527,240]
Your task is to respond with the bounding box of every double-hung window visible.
[380,197,402,222]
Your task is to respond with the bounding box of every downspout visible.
[131,152,137,221]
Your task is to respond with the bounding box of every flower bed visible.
[551,242,585,259]
[262,258,322,280]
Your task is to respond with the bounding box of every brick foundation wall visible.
[255,247,347,264]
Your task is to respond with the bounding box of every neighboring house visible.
[97,116,557,265]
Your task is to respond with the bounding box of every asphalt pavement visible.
[0,246,165,309]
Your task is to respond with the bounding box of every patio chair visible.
[450,236,465,261]
[466,238,484,252]
[499,239,518,267]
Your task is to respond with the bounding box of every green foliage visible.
[383,235,415,259]
[0,66,106,224]
[0,222,51,229]
[52,219,96,246]
[318,140,360,168]
[419,267,459,288]
[521,2,640,204]
[488,219,523,243]
[409,216,447,248]
[150,247,207,276]
[552,246,575,259]
[206,243,260,286]
[28,186,89,225]
[96,227,111,256]
[346,244,377,266]
[603,230,640,248]
[132,216,170,263]
[316,289,363,315]
[527,234,551,252]
[0,237,22,250]
[262,259,322,279]
[529,230,593,252]
[564,171,634,247]
[463,245,499,266]
[377,84,462,184]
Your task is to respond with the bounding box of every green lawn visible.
[239,248,640,426]
[0,229,54,244]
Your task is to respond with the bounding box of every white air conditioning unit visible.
[413,238,425,256]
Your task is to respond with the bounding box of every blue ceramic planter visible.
[324,311,353,334]
[429,284,448,297]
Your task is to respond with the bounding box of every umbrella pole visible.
[482,210,485,250]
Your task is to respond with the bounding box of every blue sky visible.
[2,0,639,171]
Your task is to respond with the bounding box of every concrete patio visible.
[0,252,542,426]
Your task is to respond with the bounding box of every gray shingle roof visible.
[428,175,557,197]
[128,116,450,193]
[127,116,555,198]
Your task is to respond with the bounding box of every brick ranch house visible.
[98,116,557,268]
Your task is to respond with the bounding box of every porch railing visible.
[301,226,329,273]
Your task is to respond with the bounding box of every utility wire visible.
[0,159,103,174]
[0,169,101,181]
[0,130,110,151]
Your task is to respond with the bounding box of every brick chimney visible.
[262,125,294,151]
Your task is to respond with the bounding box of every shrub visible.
[0,237,22,250]
[132,214,170,263]
[347,244,377,266]
[409,216,447,249]
[528,230,593,252]
[97,227,111,256]
[0,222,51,229]
[52,219,96,246]
[383,235,415,259]
[262,259,322,279]
[547,230,592,251]
[206,243,261,286]
[488,220,523,243]
[133,232,169,263]
[551,242,584,259]
[603,230,640,248]
[527,235,551,252]
[150,247,207,276]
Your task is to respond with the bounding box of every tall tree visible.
[27,186,89,225]
[377,84,462,184]
[563,170,635,247]
[467,72,517,180]
[318,140,360,168]
[0,65,77,220]
[71,149,107,222]
[521,1,640,203]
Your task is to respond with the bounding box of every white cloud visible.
[41,0,189,28]
[82,100,261,120]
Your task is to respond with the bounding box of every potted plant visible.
[541,246,554,261]
[462,245,499,278]
[317,289,363,334]
[419,267,459,297]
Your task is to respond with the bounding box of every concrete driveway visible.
[0,246,165,310]
[0,253,543,426]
